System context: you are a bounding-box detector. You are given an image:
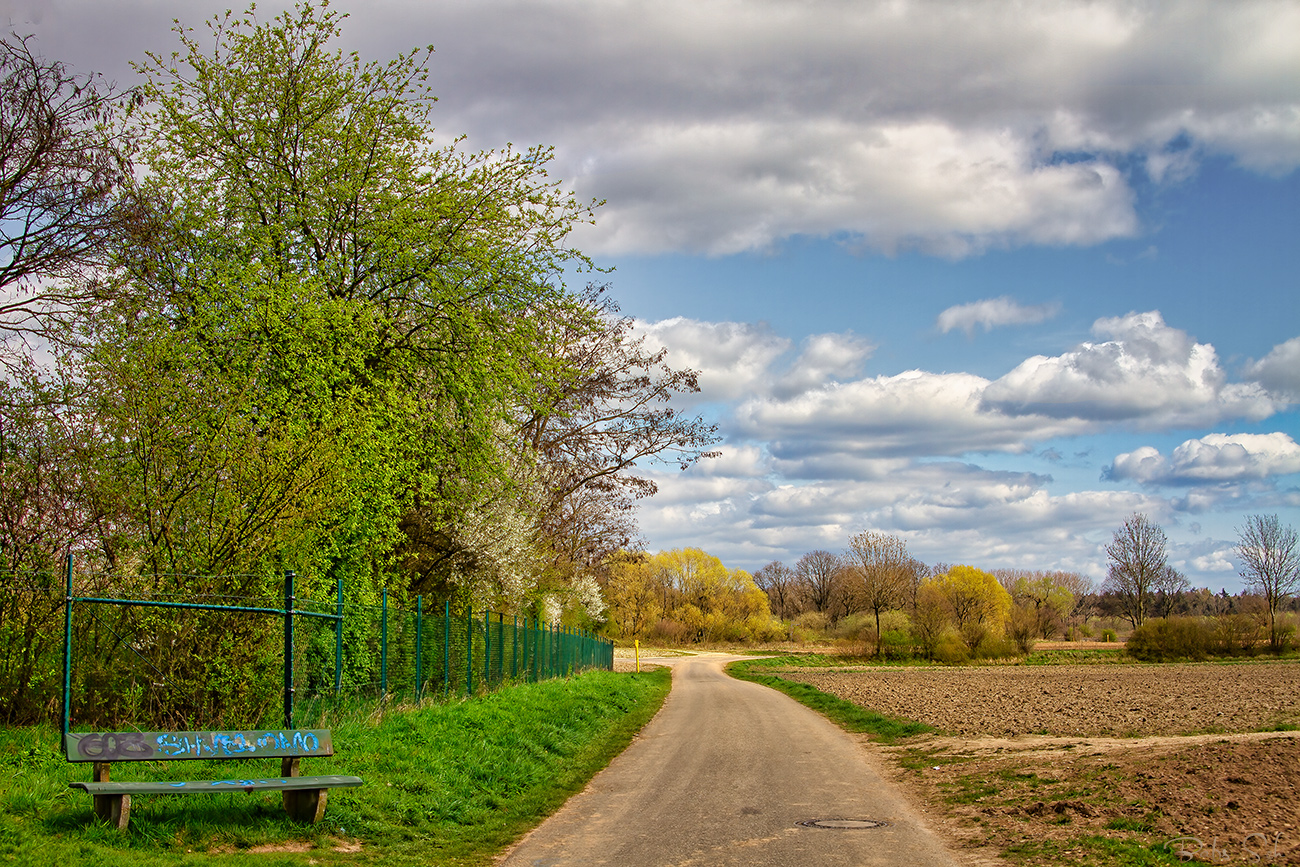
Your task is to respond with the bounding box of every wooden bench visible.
[64,729,363,830]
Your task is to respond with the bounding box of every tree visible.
[1236,514,1300,652]
[929,565,1011,653]
[0,34,142,367]
[845,531,913,657]
[998,569,1086,638]
[602,552,662,640]
[753,560,802,620]
[517,286,718,582]
[911,581,950,659]
[650,548,769,642]
[81,3,605,605]
[1103,513,1168,628]
[1150,564,1191,619]
[794,550,842,616]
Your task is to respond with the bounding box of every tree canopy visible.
[1,3,716,625]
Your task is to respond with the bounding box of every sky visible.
[7,0,1298,591]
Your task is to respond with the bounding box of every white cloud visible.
[10,0,1297,258]
[1245,336,1300,402]
[645,311,1288,465]
[635,318,790,403]
[572,120,1140,256]
[937,296,1061,335]
[1106,432,1300,485]
[636,452,1171,580]
[773,332,874,398]
[982,311,1280,426]
[734,369,1088,459]
[423,0,1299,256]
[1189,547,1237,574]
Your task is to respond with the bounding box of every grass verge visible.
[0,668,671,867]
[726,656,934,744]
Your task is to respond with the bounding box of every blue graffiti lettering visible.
[257,731,291,751]
[292,731,320,752]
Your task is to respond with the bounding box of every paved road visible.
[498,653,961,867]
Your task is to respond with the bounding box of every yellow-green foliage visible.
[603,548,774,644]
[926,565,1012,652]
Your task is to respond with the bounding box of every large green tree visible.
[80,2,602,596]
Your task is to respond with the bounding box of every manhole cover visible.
[796,819,890,830]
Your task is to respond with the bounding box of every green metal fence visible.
[0,557,613,733]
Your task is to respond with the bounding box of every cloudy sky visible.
[9,0,1298,590]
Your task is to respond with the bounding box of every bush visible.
[1100,628,1118,642]
[1211,612,1264,656]
[648,617,689,645]
[933,630,970,664]
[791,611,829,644]
[831,612,875,643]
[1274,615,1297,654]
[1126,617,1214,661]
[975,635,1019,660]
[880,629,913,660]
[1007,603,1038,655]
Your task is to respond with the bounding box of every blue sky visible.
[10,0,1298,591]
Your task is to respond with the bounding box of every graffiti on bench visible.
[73,730,323,761]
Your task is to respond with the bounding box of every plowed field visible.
[778,662,1300,736]
[774,661,1300,866]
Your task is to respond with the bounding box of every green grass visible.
[0,668,671,866]
[726,657,935,743]
[1003,835,1195,866]
[1019,647,1131,665]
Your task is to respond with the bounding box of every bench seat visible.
[71,774,363,795]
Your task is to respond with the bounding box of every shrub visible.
[1211,612,1264,656]
[975,635,1019,660]
[1007,603,1038,655]
[933,630,970,664]
[791,610,829,644]
[831,612,875,643]
[648,617,689,645]
[1100,628,1118,642]
[1126,617,1213,661]
[880,629,913,660]
[1274,614,1297,654]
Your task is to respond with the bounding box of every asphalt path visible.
[498,653,961,867]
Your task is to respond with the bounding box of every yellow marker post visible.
[634,639,640,673]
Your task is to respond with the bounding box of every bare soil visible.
[776,661,1300,866]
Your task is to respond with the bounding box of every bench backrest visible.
[64,729,335,763]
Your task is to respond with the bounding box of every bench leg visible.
[94,793,131,830]
[283,788,327,823]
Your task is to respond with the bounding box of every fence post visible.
[443,598,450,694]
[466,605,473,697]
[333,578,344,695]
[283,570,296,730]
[61,552,73,741]
[512,615,518,681]
[415,595,424,701]
[484,608,491,688]
[380,587,388,696]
